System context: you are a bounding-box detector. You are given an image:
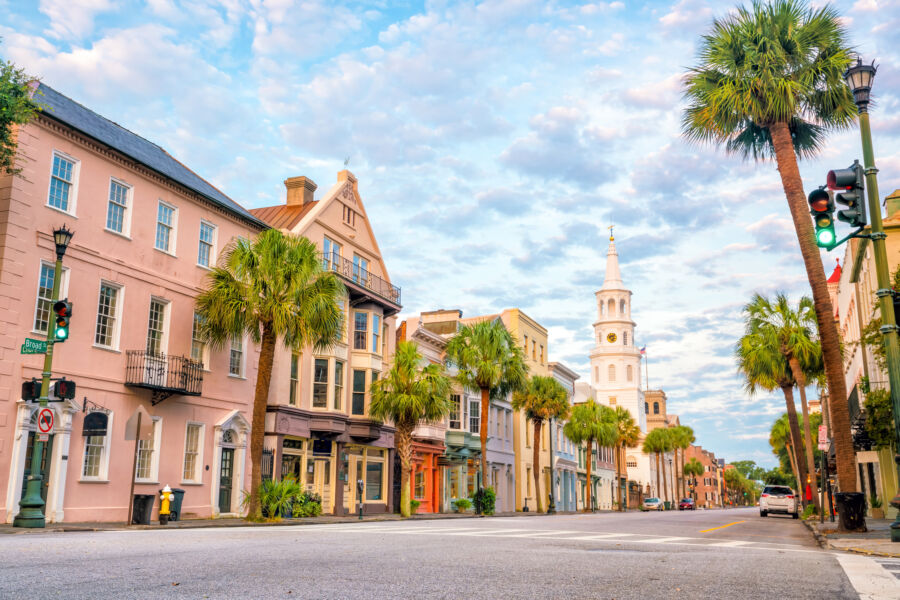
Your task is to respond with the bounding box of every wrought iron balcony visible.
[320,252,401,310]
[125,350,203,405]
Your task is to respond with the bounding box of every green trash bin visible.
[159,488,186,521]
[664,501,671,510]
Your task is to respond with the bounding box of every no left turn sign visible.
[38,408,53,434]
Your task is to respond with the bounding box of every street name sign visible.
[38,408,54,435]
[20,338,47,354]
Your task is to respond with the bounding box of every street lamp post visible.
[13,225,73,528]
[548,417,556,514]
[844,57,900,542]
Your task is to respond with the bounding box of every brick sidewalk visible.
[806,517,900,558]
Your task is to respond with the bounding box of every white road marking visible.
[710,540,752,547]
[503,530,580,538]
[566,533,636,541]
[835,553,900,599]
[635,536,691,544]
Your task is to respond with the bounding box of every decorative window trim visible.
[46,150,80,216]
[197,220,217,269]
[154,199,178,256]
[104,177,133,237]
[80,411,114,481]
[182,422,205,484]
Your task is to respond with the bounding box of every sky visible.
[3,0,900,468]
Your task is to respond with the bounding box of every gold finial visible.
[608,224,614,241]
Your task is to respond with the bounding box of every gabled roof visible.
[250,202,317,230]
[36,84,266,229]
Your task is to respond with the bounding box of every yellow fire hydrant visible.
[159,485,174,525]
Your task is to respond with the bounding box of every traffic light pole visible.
[12,255,62,528]
[856,109,900,542]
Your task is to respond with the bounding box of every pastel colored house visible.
[0,84,264,523]
[251,172,399,516]
[549,361,579,512]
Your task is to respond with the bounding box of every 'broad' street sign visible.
[20,338,48,354]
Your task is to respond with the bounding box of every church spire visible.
[601,235,624,290]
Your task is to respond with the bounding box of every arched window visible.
[620,299,626,314]
[626,365,633,382]
[644,402,649,414]
[653,402,659,414]
[608,364,616,382]
[623,332,628,346]
[594,366,599,383]
[600,302,605,316]
[607,298,615,315]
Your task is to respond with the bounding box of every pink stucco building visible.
[0,84,265,523]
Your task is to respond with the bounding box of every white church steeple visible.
[600,229,623,291]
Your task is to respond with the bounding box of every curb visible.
[802,519,900,558]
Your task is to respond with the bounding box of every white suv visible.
[759,485,799,518]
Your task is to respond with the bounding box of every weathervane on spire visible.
[608,224,615,241]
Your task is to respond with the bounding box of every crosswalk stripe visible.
[710,540,752,547]
[503,530,579,538]
[634,536,691,544]
[566,533,636,540]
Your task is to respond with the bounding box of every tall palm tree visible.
[564,400,616,512]
[746,293,823,511]
[612,406,640,511]
[512,375,571,513]
[683,458,705,504]
[771,413,802,490]
[370,340,452,517]
[683,0,857,494]
[445,319,528,488]
[672,426,695,500]
[196,229,344,520]
[735,323,810,504]
[657,428,674,507]
[642,428,665,502]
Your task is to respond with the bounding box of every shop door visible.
[281,455,302,481]
[314,459,332,513]
[219,448,234,513]
[21,432,54,513]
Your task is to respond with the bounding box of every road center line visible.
[700,520,745,533]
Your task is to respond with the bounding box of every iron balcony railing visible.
[125,350,203,401]
[320,252,401,306]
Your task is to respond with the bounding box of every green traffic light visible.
[55,327,68,340]
[816,229,835,246]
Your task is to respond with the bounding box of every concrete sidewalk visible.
[806,516,900,558]
[0,508,598,535]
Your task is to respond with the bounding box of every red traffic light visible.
[53,300,72,318]
[808,188,831,213]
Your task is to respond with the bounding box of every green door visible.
[21,432,54,514]
[219,448,234,513]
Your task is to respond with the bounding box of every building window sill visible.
[79,478,110,484]
[104,228,131,240]
[179,481,203,486]
[92,344,121,353]
[46,204,78,219]
[154,247,176,258]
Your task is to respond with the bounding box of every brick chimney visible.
[284,176,317,206]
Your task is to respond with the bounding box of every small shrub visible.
[870,495,883,509]
[473,487,496,515]
[453,498,472,513]
[409,500,421,513]
[292,491,323,518]
[801,504,817,520]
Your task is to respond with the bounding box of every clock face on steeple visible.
[606,332,617,343]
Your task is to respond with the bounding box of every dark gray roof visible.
[36,84,266,229]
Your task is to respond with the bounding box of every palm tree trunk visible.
[247,324,277,520]
[397,424,413,518]
[781,384,809,505]
[585,438,594,511]
[655,451,661,501]
[479,387,490,489]
[770,121,856,495]
[788,356,821,513]
[786,442,801,494]
[533,418,543,513]
[661,451,669,508]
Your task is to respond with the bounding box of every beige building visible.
[251,171,401,516]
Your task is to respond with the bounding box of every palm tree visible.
[683,458,705,504]
[642,428,665,502]
[196,229,344,520]
[671,426,695,500]
[612,406,640,511]
[564,400,616,512]
[735,322,810,504]
[657,428,674,507]
[683,0,857,494]
[370,340,452,517]
[511,375,571,513]
[445,319,528,489]
[770,413,802,490]
[746,293,823,512]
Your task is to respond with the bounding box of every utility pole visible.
[14,226,73,528]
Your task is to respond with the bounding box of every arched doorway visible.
[211,410,249,517]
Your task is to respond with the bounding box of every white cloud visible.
[659,0,713,30]
[853,0,880,12]
[39,0,116,40]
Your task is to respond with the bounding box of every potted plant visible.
[453,498,472,513]
[409,500,421,514]
[870,495,884,519]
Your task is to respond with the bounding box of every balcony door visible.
[144,298,168,385]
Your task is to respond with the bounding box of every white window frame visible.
[145,297,170,356]
[312,357,329,409]
[182,422,205,484]
[228,335,245,378]
[104,177,132,237]
[93,281,124,350]
[197,220,217,269]
[32,261,69,336]
[135,417,163,483]
[80,412,114,481]
[46,150,80,216]
[154,200,178,255]
[191,312,208,369]
[372,314,381,355]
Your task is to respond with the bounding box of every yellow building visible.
[495,309,553,512]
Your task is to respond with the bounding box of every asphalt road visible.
[1,507,897,599]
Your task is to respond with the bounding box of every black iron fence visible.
[320,252,401,305]
[124,350,203,396]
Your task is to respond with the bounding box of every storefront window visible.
[449,468,460,499]
[414,471,425,499]
[366,458,383,500]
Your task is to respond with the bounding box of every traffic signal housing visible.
[52,299,72,342]
[808,187,836,248]
[21,379,41,402]
[828,161,867,228]
[53,378,76,400]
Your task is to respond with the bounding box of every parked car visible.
[678,498,695,510]
[759,485,799,518]
[642,497,663,511]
